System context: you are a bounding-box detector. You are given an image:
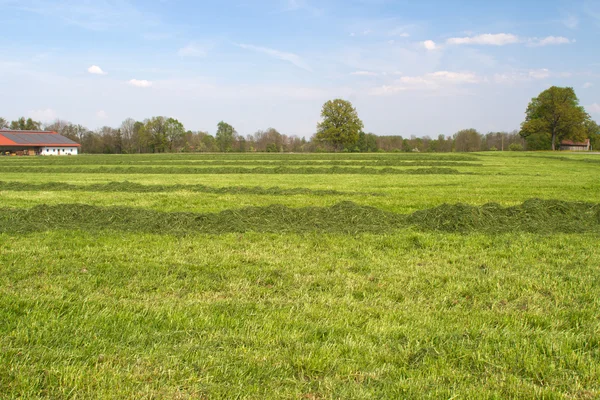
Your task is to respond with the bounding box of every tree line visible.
[1,86,597,153]
[0,115,530,154]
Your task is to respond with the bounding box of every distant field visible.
[1,152,599,398]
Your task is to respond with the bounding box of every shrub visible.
[509,143,523,151]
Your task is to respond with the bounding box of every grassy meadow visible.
[1,152,599,399]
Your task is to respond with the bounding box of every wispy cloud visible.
[371,70,481,95]
[5,0,162,32]
[562,14,579,29]
[493,69,553,84]
[584,1,600,25]
[388,27,411,37]
[351,71,378,76]
[128,79,152,88]
[528,36,573,46]
[87,65,107,75]
[29,108,57,121]
[447,33,520,46]
[177,42,209,57]
[283,0,323,17]
[237,43,312,72]
[528,68,551,79]
[447,33,573,47]
[583,82,594,89]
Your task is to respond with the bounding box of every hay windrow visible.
[0,181,381,197]
[1,160,482,167]
[0,153,480,164]
[0,199,598,235]
[0,202,402,235]
[408,198,600,234]
[0,166,465,175]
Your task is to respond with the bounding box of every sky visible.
[0,0,599,138]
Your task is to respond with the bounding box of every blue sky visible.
[0,0,599,137]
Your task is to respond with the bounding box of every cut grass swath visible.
[1,199,598,235]
[0,181,381,196]
[0,166,465,175]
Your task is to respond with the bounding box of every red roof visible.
[560,139,590,146]
[0,130,81,147]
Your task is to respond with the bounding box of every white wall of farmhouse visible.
[40,147,79,156]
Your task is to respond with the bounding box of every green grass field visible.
[1,152,599,399]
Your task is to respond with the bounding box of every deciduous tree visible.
[165,118,185,151]
[216,121,236,152]
[10,117,41,130]
[316,99,363,151]
[454,129,482,152]
[520,86,589,151]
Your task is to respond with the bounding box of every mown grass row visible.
[1,199,598,235]
[0,160,482,167]
[0,153,480,163]
[0,166,465,175]
[0,181,379,196]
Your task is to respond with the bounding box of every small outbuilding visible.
[560,139,590,151]
[0,130,81,156]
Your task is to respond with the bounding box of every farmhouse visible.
[560,139,591,151]
[0,130,80,156]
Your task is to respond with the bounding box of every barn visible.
[560,139,591,151]
[0,130,81,156]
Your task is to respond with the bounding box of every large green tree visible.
[141,116,168,153]
[216,121,236,152]
[520,86,589,151]
[316,99,363,151]
[164,118,185,151]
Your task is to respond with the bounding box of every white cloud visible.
[351,71,378,76]
[177,42,207,57]
[589,103,600,114]
[371,70,481,95]
[128,79,152,88]
[29,108,57,121]
[528,36,573,46]
[237,43,312,72]
[399,76,434,85]
[87,65,107,75]
[96,110,108,119]
[493,69,552,84]
[422,40,437,50]
[528,69,551,79]
[428,71,481,83]
[447,33,520,46]
[370,85,408,95]
[447,33,573,47]
[583,82,594,89]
